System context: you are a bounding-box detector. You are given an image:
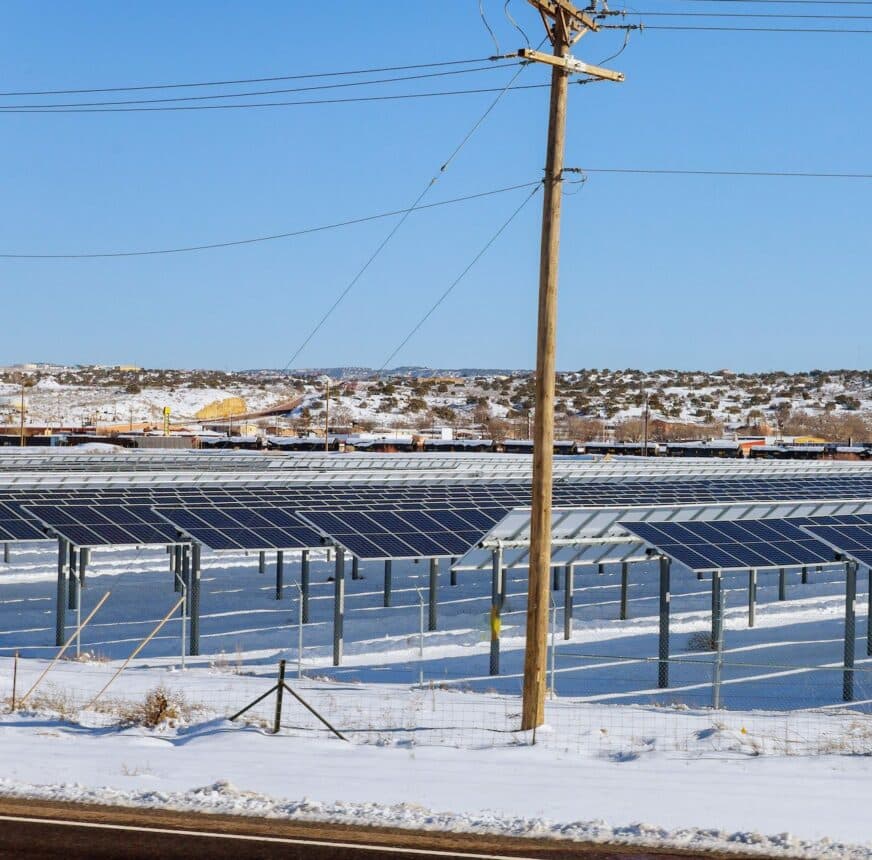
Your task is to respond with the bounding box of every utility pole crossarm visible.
[518,48,624,82]
[525,0,599,33]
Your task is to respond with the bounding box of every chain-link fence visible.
[5,651,872,759]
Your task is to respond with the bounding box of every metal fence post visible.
[333,548,345,667]
[658,557,671,689]
[844,560,857,702]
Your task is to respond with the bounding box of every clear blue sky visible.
[1,2,869,372]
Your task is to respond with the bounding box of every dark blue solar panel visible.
[621,518,837,572]
[802,515,872,569]
[299,507,504,560]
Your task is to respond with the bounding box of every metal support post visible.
[712,586,725,710]
[489,547,502,675]
[711,570,722,651]
[68,544,78,611]
[620,561,629,621]
[352,556,359,581]
[499,562,508,605]
[55,538,67,646]
[552,565,560,590]
[868,566,872,657]
[563,563,573,640]
[598,563,605,576]
[450,558,458,586]
[275,550,284,600]
[779,567,787,601]
[80,548,89,590]
[190,543,201,656]
[182,545,191,614]
[844,560,857,702]
[259,551,266,574]
[658,557,671,689]
[301,549,310,623]
[333,548,345,666]
[748,569,757,628]
[3,543,9,563]
[171,545,181,591]
[383,559,392,608]
[428,558,438,631]
[801,565,808,585]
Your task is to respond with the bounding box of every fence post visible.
[844,560,857,702]
[417,587,425,687]
[658,556,670,689]
[301,549,310,623]
[273,660,286,734]
[11,651,18,712]
[620,561,629,620]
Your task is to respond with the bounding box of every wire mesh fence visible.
[5,650,872,759]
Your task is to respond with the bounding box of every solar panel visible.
[155,506,322,551]
[25,504,180,547]
[298,506,508,559]
[621,518,838,572]
[801,514,872,569]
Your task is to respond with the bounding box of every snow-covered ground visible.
[2,542,872,856]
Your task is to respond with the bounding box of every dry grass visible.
[686,630,716,652]
[117,687,194,728]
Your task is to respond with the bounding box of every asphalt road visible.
[0,797,752,860]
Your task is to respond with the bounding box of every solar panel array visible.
[26,504,181,547]
[155,506,322,551]
[297,507,508,559]
[6,473,872,558]
[621,519,838,572]
[801,514,872,569]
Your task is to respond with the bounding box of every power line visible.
[281,43,545,371]
[679,1,872,6]
[0,180,541,260]
[568,166,872,178]
[629,9,872,17]
[0,81,563,114]
[379,184,542,371]
[0,56,507,97]
[642,23,872,30]
[0,63,521,110]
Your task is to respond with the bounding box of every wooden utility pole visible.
[520,0,624,731]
